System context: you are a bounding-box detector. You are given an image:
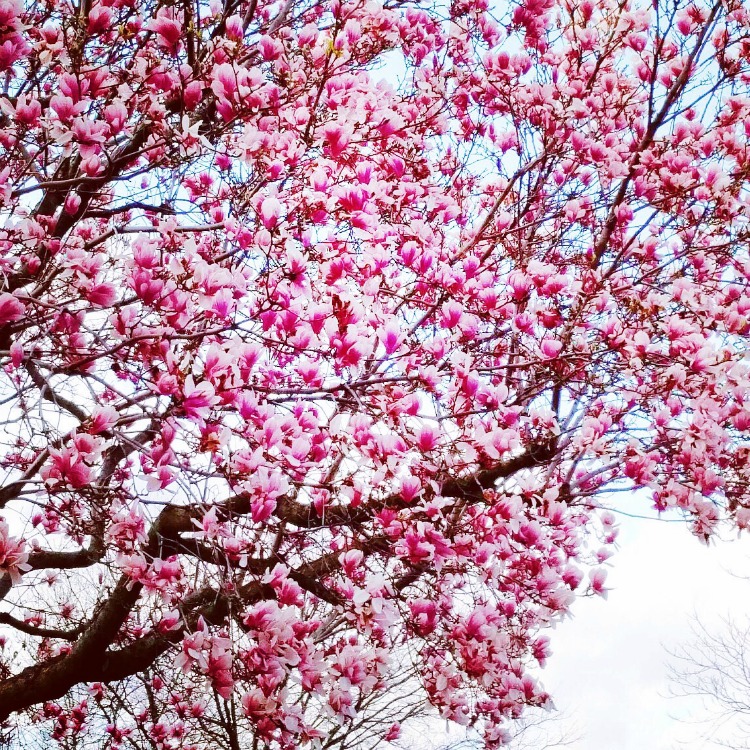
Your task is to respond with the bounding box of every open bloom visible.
[0,519,30,585]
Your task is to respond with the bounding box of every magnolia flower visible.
[0,519,29,585]
[0,293,25,326]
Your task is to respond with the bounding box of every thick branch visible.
[0,501,177,718]
[0,440,557,719]
[0,575,144,720]
[27,545,104,571]
[0,612,83,641]
[25,360,88,423]
[0,451,48,508]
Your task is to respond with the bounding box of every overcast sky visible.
[542,498,750,750]
[401,497,750,750]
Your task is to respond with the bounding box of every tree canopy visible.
[1,0,750,746]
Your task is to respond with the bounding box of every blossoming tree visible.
[1,0,750,745]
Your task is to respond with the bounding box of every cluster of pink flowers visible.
[1,0,750,745]
[0,520,29,585]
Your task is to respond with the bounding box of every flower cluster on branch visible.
[0,0,749,746]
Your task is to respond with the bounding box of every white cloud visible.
[543,499,750,750]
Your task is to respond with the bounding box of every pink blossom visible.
[259,196,282,230]
[242,688,275,721]
[15,95,41,125]
[400,475,422,502]
[322,122,351,157]
[107,502,147,552]
[183,81,203,110]
[540,338,563,359]
[0,519,29,585]
[87,5,112,35]
[181,377,218,420]
[383,720,401,740]
[49,94,77,122]
[9,341,23,367]
[225,14,244,40]
[64,193,81,215]
[147,8,182,52]
[42,445,94,489]
[409,599,438,636]
[0,293,24,325]
[85,282,117,307]
[195,507,227,540]
[103,101,128,134]
[176,619,210,674]
[157,611,182,634]
[340,549,364,579]
[589,568,608,597]
[0,0,22,29]
[206,634,234,698]
[88,405,118,434]
[417,425,440,452]
[0,37,28,71]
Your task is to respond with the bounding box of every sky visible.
[401,496,750,750]
[541,497,750,750]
